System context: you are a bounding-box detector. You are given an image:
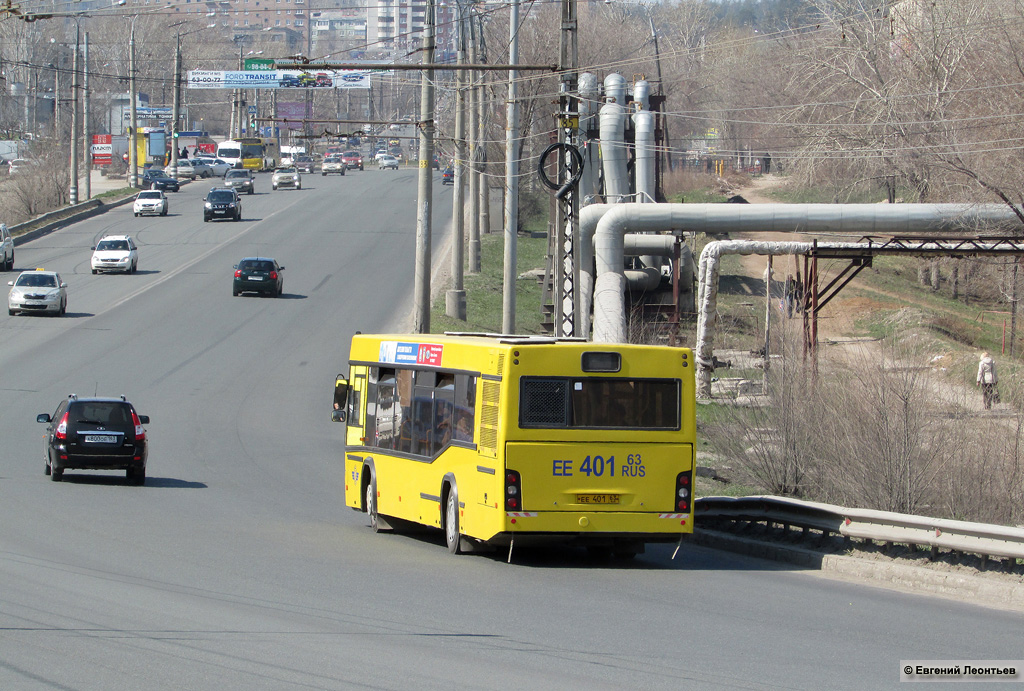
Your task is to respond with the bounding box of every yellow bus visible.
[332,333,696,558]
[216,137,280,171]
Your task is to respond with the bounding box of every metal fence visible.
[696,496,1024,564]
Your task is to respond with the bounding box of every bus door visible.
[345,367,367,447]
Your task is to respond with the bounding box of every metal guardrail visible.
[696,495,1024,563]
[9,191,140,247]
[9,198,101,237]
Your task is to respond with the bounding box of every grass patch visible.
[95,187,137,201]
[431,231,551,335]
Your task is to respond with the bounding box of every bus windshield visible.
[218,146,240,160]
[240,143,263,159]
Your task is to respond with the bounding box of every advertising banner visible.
[277,101,311,131]
[187,69,371,90]
[91,134,112,165]
[148,131,166,159]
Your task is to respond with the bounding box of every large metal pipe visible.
[599,102,629,203]
[604,73,627,107]
[591,203,1020,345]
[633,79,650,111]
[578,72,600,203]
[633,110,655,203]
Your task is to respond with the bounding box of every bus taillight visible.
[505,470,522,510]
[675,472,692,512]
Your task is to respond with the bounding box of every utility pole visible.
[69,26,80,205]
[467,12,480,273]
[476,13,489,242]
[53,59,60,138]
[82,32,90,200]
[446,0,468,321]
[501,0,520,334]
[412,0,436,333]
[556,0,579,337]
[129,20,138,188]
[168,32,181,179]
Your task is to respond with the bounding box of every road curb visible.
[694,528,1024,610]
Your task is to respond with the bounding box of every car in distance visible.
[272,166,302,190]
[8,158,31,175]
[91,235,139,274]
[341,150,364,171]
[169,159,198,179]
[441,165,454,185]
[224,168,255,195]
[204,188,242,222]
[37,394,150,484]
[322,154,347,176]
[175,159,213,179]
[0,223,13,271]
[8,269,67,316]
[233,257,284,297]
[294,155,316,174]
[133,190,168,217]
[378,154,399,170]
[192,157,232,177]
[140,169,180,192]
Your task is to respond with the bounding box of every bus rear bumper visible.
[482,510,692,545]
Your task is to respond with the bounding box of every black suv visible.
[37,395,150,484]
[204,188,242,222]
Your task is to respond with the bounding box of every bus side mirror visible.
[333,376,350,420]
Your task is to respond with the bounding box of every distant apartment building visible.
[127,0,454,61]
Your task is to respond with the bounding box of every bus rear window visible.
[520,377,679,429]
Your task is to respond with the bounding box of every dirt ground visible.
[726,174,1000,414]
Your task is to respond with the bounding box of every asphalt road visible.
[1,168,1020,690]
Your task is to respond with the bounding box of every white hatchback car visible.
[133,190,168,217]
[91,235,139,274]
[8,269,67,316]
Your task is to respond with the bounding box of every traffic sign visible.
[244,58,276,71]
[247,105,257,114]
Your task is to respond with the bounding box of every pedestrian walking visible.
[977,352,999,409]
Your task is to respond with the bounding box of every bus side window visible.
[454,374,476,442]
[348,382,362,426]
[396,369,415,453]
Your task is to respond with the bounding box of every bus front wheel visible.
[444,485,462,554]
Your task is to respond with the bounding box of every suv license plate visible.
[576,494,620,505]
[84,435,116,444]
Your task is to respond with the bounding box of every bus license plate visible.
[85,435,116,444]
[576,494,620,505]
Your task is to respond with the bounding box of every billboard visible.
[187,70,371,90]
[277,101,311,131]
[91,134,112,165]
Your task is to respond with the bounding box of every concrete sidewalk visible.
[85,169,134,198]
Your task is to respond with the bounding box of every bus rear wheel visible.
[444,485,462,554]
